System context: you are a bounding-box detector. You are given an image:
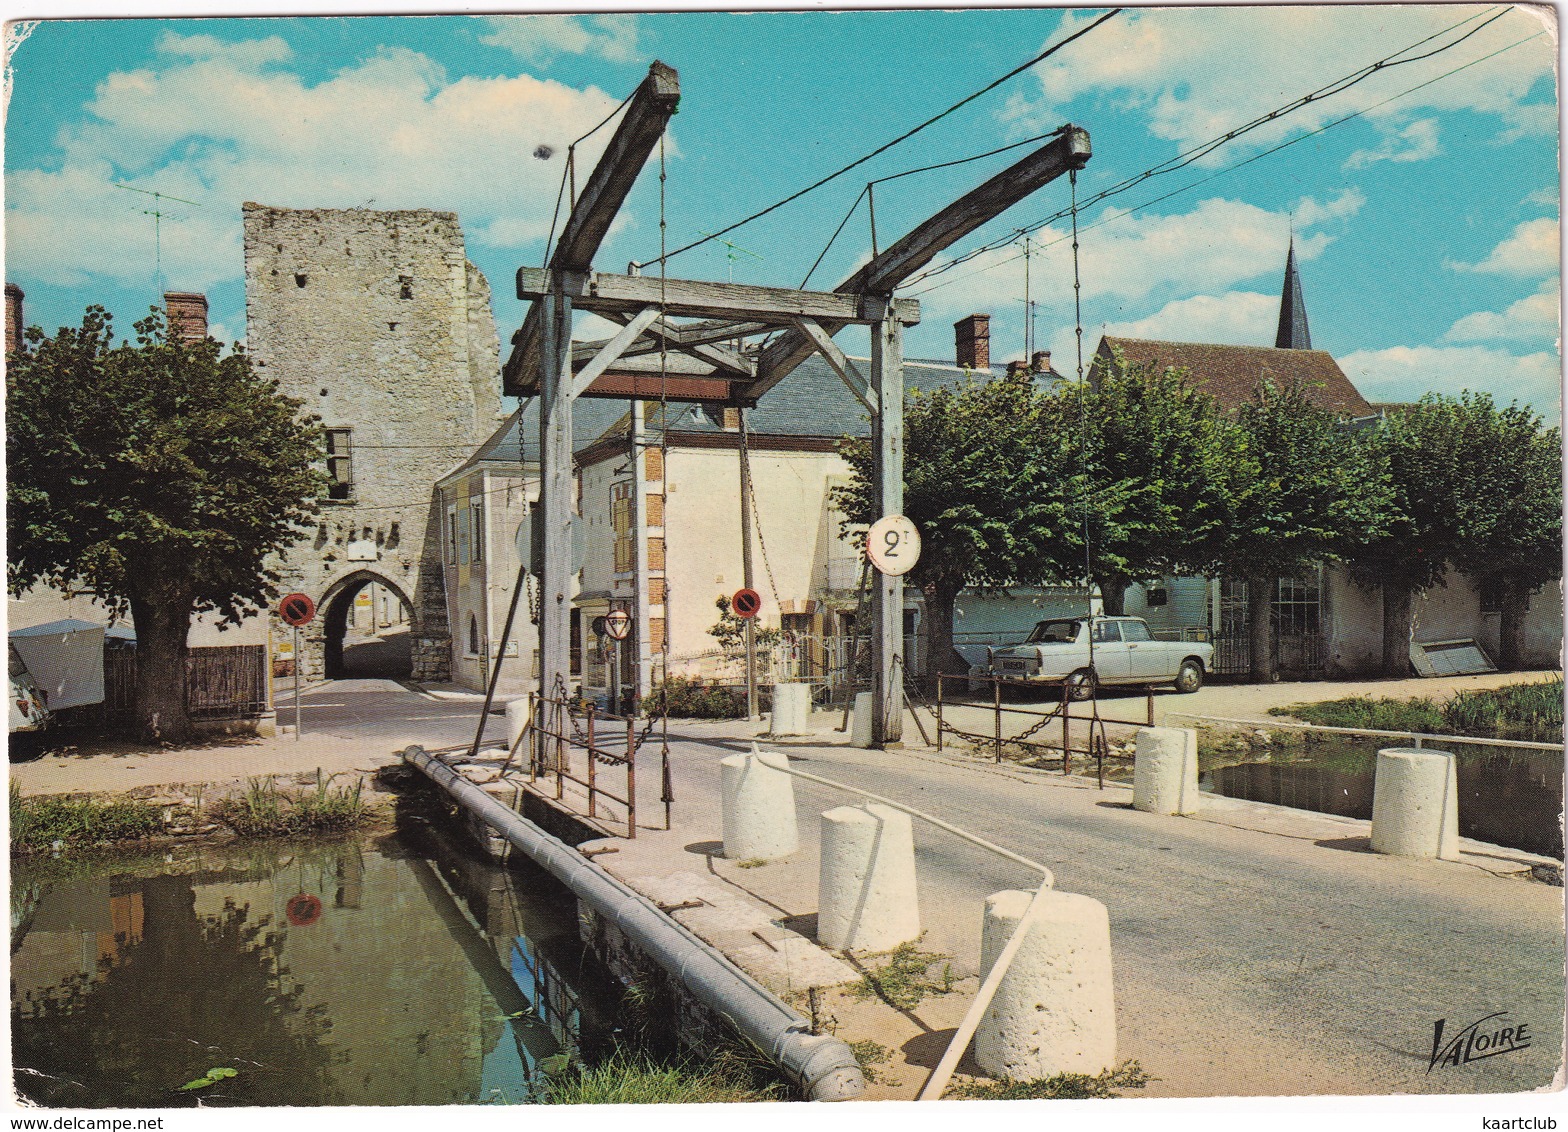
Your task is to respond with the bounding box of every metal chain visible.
[738,425,782,604]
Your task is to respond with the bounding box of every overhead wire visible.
[541,87,639,267]
[906,21,1545,298]
[633,7,1123,270]
[904,5,1514,291]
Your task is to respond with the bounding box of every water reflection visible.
[12,798,624,1107]
[1204,740,1563,858]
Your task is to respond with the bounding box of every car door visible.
[1121,619,1170,681]
[1089,620,1130,682]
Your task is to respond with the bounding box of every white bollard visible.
[817,803,920,952]
[1132,726,1200,815]
[720,743,798,861]
[1371,748,1460,860]
[769,683,812,737]
[850,691,875,748]
[975,889,1116,1082]
[505,698,532,753]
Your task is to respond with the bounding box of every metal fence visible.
[100,644,269,722]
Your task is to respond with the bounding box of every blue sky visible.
[4,5,1560,418]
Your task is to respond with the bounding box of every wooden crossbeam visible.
[573,318,770,362]
[794,317,873,413]
[606,310,753,377]
[518,267,919,326]
[503,61,681,397]
[751,125,1091,401]
[572,305,661,398]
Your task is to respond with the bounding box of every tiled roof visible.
[1096,337,1374,418]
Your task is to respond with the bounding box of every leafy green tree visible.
[7,307,324,743]
[836,369,1072,679]
[1048,352,1240,613]
[1222,380,1390,682]
[1344,394,1561,674]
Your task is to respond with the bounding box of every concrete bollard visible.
[770,683,812,737]
[1371,748,1460,860]
[721,743,798,861]
[505,698,532,753]
[975,889,1116,1082]
[850,691,875,748]
[817,803,920,952]
[1132,726,1200,815]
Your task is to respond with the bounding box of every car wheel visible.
[1063,668,1097,702]
[1174,659,1204,694]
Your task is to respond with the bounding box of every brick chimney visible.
[5,284,22,358]
[1006,359,1029,378]
[1031,350,1053,374]
[164,291,208,345]
[954,313,990,371]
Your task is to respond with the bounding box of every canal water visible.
[11,795,646,1107]
[1198,737,1563,858]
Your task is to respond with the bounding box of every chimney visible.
[5,283,22,358]
[164,291,208,345]
[1006,359,1029,378]
[1031,350,1052,374]
[954,313,990,371]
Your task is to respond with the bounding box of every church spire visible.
[1275,235,1312,350]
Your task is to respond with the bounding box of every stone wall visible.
[244,205,503,682]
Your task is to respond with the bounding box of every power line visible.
[634,8,1123,270]
[904,5,1512,290]
[907,22,1544,298]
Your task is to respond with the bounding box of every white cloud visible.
[1006,7,1554,161]
[1291,188,1366,227]
[1344,118,1441,169]
[478,14,641,65]
[6,32,634,291]
[1443,282,1561,343]
[1450,218,1560,276]
[1097,290,1281,346]
[1338,344,1561,421]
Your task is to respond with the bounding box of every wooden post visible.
[936,674,944,753]
[538,280,575,721]
[993,677,1003,763]
[870,299,904,747]
[739,408,758,720]
[586,702,597,818]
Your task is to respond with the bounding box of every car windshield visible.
[1026,619,1082,644]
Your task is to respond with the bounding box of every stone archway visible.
[318,570,415,680]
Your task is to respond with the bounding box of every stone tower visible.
[244,205,503,682]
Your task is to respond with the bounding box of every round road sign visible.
[285,893,323,927]
[604,609,632,641]
[731,588,762,619]
[279,592,316,627]
[867,515,921,576]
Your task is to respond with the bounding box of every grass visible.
[10,783,166,855]
[948,1059,1153,1100]
[533,1051,786,1105]
[1271,677,1563,744]
[847,1039,897,1086]
[214,770,368,837]
[847,941,958,1011]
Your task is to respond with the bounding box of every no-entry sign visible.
[732,588,762,619]
[604,609,632,641]
[279,592,316,627]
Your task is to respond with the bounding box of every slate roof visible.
[1096,337,1374,418]
[1275,239,1312,350]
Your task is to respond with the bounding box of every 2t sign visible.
[866,515,921,577]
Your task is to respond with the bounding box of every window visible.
[1092,621,1123,644]
[1122,621,1153,642]
[611,481,635,572]
[467,614,480,656]
[445,505,458,564]
[325,429,353,500]
[469,500,484,564]
[1477,577,1504,615]
[456,506,471,567]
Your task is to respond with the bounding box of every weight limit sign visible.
[866,515,921,576]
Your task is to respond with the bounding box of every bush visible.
[534,1052,784,1104]
[214,771,366,837]
[11,783,165,855]
[643,676,750,719]
[1272,678,1563,743]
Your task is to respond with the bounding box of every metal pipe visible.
[401,745,865,1101]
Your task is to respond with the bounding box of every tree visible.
[1344,394,1561,674]
[1048,351,1240,614]
[835,369,1072,680]
[1221,379,1390,683]
[7,307,324,743]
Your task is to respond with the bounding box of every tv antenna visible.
[699,231,763,283]
[113,183,203,298]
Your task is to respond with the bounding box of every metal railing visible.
[932,672,1156,787]
[526,691,639,838]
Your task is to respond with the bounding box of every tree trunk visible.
[1247,573,1276,683]
[1497,579,1530,672]
[1098,573,1131,617]
[128,581,196,744]
[1380,582,1414,678]
[921,579,965,691]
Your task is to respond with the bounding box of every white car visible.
[987,616,1212,697]
[9,642,50,734]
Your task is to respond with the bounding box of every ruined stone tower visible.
[243,205,503,683]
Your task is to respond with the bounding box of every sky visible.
[2,4,1561,422]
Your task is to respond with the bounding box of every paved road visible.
[606,719,1563,1099]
